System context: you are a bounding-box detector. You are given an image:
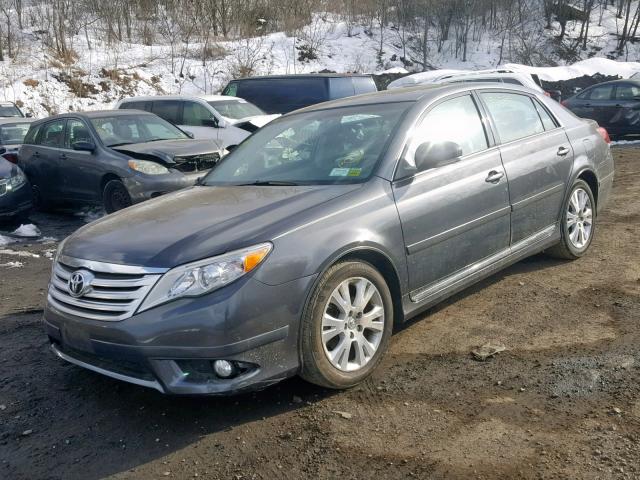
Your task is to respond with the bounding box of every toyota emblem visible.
[67,270,94,298]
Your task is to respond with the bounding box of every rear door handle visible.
[485,170,504,183]
[557,146,571,156]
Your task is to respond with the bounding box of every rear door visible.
[575,84,616,127]
[29,119,67,200]
[392,93,511,293]
[61,118,102,201]
[479,91,573,243]
[611,82,640,134]
[150,100,183,126]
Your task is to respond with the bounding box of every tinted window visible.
[532,99,558,131]
[37,120,66,148]
[182,101,215,126]
[120,101,152,112]
[352,77,377,94]
[0,122,32,145]
[151,100,182,124]
[204,102,408,185]
[481,92,544,143]
[65,119,92,148]
[233,78,328,114]
[223,82,238,97]
[586,84,614,101]
[23,124,40,145]
[614,84,640,100]
[409,95,488,161]
[91,114,187,147]
[329,78,355,99]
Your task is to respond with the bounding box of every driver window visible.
[408,95,488,167]
[183,102,215,127]
[65,119,92,149]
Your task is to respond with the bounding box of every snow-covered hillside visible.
[2,3,640,117]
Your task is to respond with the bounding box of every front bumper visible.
[123,170,207,204]
[0,182,32,218]
[44,274,316,395]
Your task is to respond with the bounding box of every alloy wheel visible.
[567,187,593,249]
[321,277,385,372]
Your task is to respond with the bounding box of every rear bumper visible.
[44,274,316,395]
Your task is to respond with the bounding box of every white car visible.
[388,69,546,95]
[115,95,279,149]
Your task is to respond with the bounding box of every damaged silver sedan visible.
[18,110,224,213]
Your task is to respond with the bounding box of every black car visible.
[562,80,640,138]
[221,74,378,114]
[19,110,224,213]
[0,156,32,222]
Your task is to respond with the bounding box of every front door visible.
[478,91,574,243]
[61,118,101,201]
[393,94,511,293]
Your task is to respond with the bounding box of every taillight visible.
[561,100,568,106]
[544,91,551,97]
[2,152,18,164]
[597,126,611,144]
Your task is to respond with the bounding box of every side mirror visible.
[414,141,463,172]
[25,113,33,118]
[202,118,222,128]
[72,141,96,152]
[184,130,195,139]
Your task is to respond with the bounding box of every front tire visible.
[103,179,132,214]
[300,261,393,389]
[547,179,596,259]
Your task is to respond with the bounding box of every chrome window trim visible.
[58,254,168,275]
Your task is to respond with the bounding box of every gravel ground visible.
[0,148,639,480]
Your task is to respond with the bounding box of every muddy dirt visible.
[1,149,639,479]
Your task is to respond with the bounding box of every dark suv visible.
[221,74,378,114]
[19,110,223,213]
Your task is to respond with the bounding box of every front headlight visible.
[138,242,272,312]
[128,159,170,175]
[7,167,27,191]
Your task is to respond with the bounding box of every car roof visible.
[583,79,640,88]
[231,73,373,81]
[119,94,242,103]
[31,109,155,125]
[0,117,35,125]
[290,82,536,114]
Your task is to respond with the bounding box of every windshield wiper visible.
[108,142,133,147]
[235,180,300,186]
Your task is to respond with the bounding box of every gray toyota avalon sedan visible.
[45,84,614,395]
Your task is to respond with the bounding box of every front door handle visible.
[557,146,571,156]
[485,170,504,183]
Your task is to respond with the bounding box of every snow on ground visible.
[611,139,640,146]
[0,261,24,268]
[12,224,41,238]
[0,249,40,258]
[2,4,640,116]
[74,207,105,224]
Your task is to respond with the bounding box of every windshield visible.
[90,114,188,147]
[0,104,22,117]
[0,122,31,144]
[208,100,265,119]
[203,102,409,186]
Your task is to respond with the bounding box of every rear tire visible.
[103,179,132,214]
[546,179,596,260]
[300,261,393,389]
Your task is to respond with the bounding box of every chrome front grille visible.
[47,255,167,321]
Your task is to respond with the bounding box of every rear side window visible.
[480,92,544,143]
[120,101,152,112]
[151,100,182,124]
[223,82,238,97]
[614,84,640,100]
[532,99,558,131]
[352,77,377,94]
[409,94,488,161]
[329,78,355,99]
[585,84,614,101]
[233,78,328,114]
[23,124,40,144]
[36,120,66,148]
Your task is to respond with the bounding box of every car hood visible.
[225,114,280,128]
[111,139,221,164]
[64,183,361,268]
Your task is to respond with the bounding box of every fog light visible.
[213,360,235,378]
